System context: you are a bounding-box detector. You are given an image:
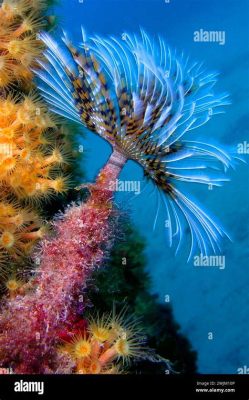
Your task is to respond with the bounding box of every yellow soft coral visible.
[59,309,148,374]
[0,197,47,265]
[0,94,70,203]
[0,0,47,89]
[0,0,72,271]
[1,0,47,17]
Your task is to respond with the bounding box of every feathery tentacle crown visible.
[36,28,233,260]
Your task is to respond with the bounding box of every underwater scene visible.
[0,0,248,386]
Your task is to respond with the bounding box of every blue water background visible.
[52,0,249,373]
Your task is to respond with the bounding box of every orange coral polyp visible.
[13,64,33,82]
[0,138,14,151]
[0,201,16,216]
[6,37,42,63]
[16,107,32,125]
[34,114,56,129]
[0,99,17,117]
[19,148,31,161]
[91,327,110,343]
[0,231,15,249]
[5,277,23,295]
[22,95,43,113]
[0,196,44,261]
[0,126,15,139]
[13,15,44,38]
[13,23,30,38]
[1,3,17,20]
[1,0,45,18]
[73,339,92,359]
[98,346,117,366]
[0,71,12,87]
[13,177,38,197]
[20,53,35,68]
[0,0,70,271]
[44,149,64,166]
[22,227,46,241]
[0,157,16,174]
[59,308,147,374]
[0,54,13,80]
[7,213,26,227]
[6,279,20,292]
[114,338,130,357]
[7,39,24,58]
[88,360,102,374]
[49,177,67,193]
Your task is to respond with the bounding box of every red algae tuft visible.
[0,150,127,373]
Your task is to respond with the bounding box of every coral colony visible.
[0,0,69,269]
[0,0,239,374]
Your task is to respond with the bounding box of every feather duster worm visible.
[0,26,241,374]
[36,29,240,260]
